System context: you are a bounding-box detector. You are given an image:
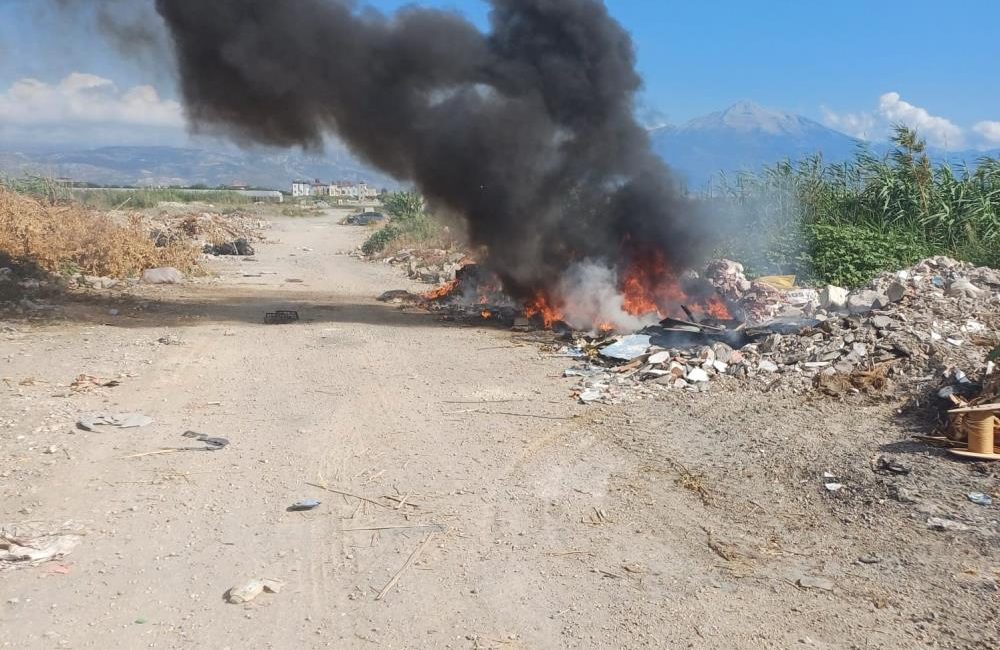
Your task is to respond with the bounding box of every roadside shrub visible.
[805,223,930,288]
[708,126,999,286]
[361,223,403,256]
[0,187,199,278]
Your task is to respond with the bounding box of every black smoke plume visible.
[157,1,706,296]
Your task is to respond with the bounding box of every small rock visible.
[824,483,844,492]
[857,554,882,565]
[876,457,910,475]
[758,359,779,373]
[927,517,970,532]
[846,290,886,315]
[819,285,849,311]
[687,367,710,383]
[947,278,984,298]
[711,342,734,364]
[872,315,895,330]
[886,281,907,303]
[648,351,671,365]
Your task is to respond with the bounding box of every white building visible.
[291,180,312,198]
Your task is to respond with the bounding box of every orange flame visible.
[422,279,458,301]
[523,292,563,328]
[619,249,732,321]
[481,309,492,320]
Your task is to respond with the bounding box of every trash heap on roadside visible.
[147,210,269,257]
[562,257,1000,405]
[375,248,471,285]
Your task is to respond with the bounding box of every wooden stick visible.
[375,532,436,601]
[460,410,572,420]
[341,524,441,532]
[305,483,392,510]
[382,494,421,509]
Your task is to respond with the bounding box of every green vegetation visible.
[710,125,1000,287]
[74,188,254,210]
[0,176,256,210]
[362,191,443,255]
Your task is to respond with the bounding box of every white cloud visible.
[0,72,183,129]
[820,106,876,140]
[821,92,967,150]
[973,121,1000,147]
[877,92,963,149]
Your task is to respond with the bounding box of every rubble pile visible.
[378,248,471,285]
[560,257,1000,404]
[149,211,270,256]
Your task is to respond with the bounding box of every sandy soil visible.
[1,210,997,649]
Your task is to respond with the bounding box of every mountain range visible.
[0,144,398,190]
[1,101,996,190]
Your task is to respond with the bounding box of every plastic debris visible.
[1,534,80,566]
[967,492,993,507]
[181,431,229,451]
[599,335,651,361]
[77,413,153,431]
[288,499,322,512]
[141,267,183,284]
[225,578,284,604]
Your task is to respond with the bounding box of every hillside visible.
[0,145,398,190]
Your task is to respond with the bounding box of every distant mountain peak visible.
[684,100,817,136]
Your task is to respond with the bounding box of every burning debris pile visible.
[391,255,999,405]
[561,256,999,403]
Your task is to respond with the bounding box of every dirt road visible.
[2,212,996,649]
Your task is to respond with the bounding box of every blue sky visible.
[1,0,998,148]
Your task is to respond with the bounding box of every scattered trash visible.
[77,413,153,431]
[225,578,284,604]
[70,374,120,392]
[598,335,651,361]
[967,492,993,507]
[181,430,230,451]
[1,533,81,567]
[264,310,299,324]
[123,431,229,458]
[796,575,835,591]
[288,499,322,512]
[157,334,183,346]
[876,457,911,475]
[926,517,971,532]
[141,267,184,285]
[204,238,254,256]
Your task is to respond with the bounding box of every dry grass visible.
[0,187,199,279]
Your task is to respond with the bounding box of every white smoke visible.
[556,261,657,333]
